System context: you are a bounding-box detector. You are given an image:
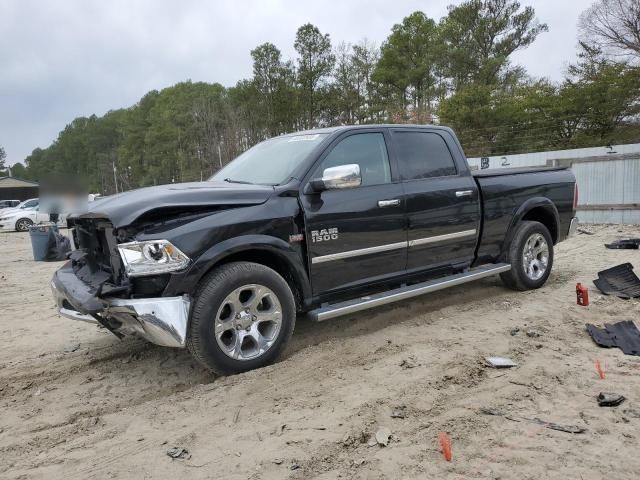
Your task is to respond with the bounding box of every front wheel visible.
[15,218,33,232]
[500,221,554,291]
[187,262,296,375]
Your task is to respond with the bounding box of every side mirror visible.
[310,164,361,192]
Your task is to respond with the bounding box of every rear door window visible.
[394,131,457,180]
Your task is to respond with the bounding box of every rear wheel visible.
[187,262,296,375]
[15,218,33,232]
[500,221,554,291]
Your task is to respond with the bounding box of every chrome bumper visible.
[51,279,190,348]
[568,216,579,237]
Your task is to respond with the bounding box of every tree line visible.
[4,0,640,193]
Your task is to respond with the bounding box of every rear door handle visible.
[378,199,400,207]
[455,190,474,197]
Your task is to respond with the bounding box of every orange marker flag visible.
[595,359,605,379]
[439,432,452,462]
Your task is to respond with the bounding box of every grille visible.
[73,218,125,287]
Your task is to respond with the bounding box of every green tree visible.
[9,162,27,178]
[373,12,442,121]
[294,23,335,128]
[250,42,298,135]
[440,0,547,88]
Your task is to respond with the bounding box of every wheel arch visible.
[187,235,311,312]
[502,198,560,257]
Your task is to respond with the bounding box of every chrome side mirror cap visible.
[310,164,361,192]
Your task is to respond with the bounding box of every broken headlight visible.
[117,240,190,277]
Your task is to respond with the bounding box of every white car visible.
[0,198,39,216]
[0,206,67,232]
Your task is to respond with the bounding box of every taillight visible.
[573,183,579,210]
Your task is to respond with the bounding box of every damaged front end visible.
[51,218,191,348]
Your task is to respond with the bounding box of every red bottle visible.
[576,283,589,306]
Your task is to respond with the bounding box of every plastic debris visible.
[479,408,586,434]
[166,447,190,460]
[597,392,625,407]
[576,283,589,306]
[485,356,517,368]
[605,239,640,250]
[438,432,452,462]
[375,427,392,446]
[593,263,640,299]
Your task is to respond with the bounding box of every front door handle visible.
[455,190,474,197]
[378,199,400,207]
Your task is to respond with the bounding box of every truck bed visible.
[472,166,576,265]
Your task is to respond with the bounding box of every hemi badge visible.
[289,233,304,243]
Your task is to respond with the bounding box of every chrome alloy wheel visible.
[522,233,549,281]
[214,284,283,361]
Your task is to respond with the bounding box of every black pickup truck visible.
[52,125,578,374]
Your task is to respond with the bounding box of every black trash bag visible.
[46,231,71,261]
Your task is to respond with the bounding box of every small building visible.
[0,176,39,201]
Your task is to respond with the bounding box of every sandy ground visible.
[1,225,640,479]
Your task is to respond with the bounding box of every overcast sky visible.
[0,0,591,166]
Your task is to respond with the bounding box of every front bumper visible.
[51,263,190,348]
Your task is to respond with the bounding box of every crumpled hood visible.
[72,181,274,228]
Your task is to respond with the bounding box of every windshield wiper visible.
[224,178,254,185]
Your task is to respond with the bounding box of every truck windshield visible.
[210,133,328,185]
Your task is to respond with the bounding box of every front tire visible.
[15,218,33,232]
[187,262,296,375]
[500,221,554,291]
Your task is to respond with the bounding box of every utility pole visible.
[112,159,118,194]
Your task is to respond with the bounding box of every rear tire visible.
[15,218,33,232]
[500,221,554,291]
[187,262,296,375]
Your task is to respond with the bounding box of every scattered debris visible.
[352,458,366,467]
[526,330,541,338]
[276,424,287,436]
[273,459,283,465]
[577,228,595,235]
[529,417,586,434]
[485,356,517,368]
[399,355,419,369]
[438,432,452,462]
[605,239,640,250]
[597,392,626,407]
[390,406,407,419]
[375,427,392,446]
[510,327,520,336]
[232,407,241,424]
[593,263,640,299]
[63,343,80,353]
[342,430,367,447]
[595,359,606,379]
[576,283,589,306]
[290,463,301,471]
[586,321,640,356]
[479,408,585,434]
[166,447,191,460]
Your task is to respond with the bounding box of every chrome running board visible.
[308,263,511,322]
